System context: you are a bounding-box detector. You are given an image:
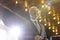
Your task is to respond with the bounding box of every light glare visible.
[0,19,4,25]
[16,1,18,4]
[56,29,58,32]
[48,27,51,29]
[9,27,20,36]
[57,21,60,24]
[39,20,42,22]
[44,23,47,26]
[52,26,55,29]
[52,30,55,32]
[56,32,58,35]
[42,5,45,8]
[53,17,56,20]
[25,8,28,11]
[0,29,7,40]
[41,0,44,4]
[48,11,51,14]
[8,25,23,40]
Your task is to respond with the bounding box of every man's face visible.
[29,6,39,20]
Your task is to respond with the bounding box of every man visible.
[29,6,47,40]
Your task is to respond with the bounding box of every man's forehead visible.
[29,6,39,15]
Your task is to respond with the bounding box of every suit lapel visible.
[33,23,39,35]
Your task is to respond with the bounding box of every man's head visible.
[29,6,41,21]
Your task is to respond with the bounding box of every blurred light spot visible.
[8,25,24,40]
[56,32,58,35]
[44,23,47,26]
[53,17,56,20]
[44,18,46,22]
[41,0,44,4]
[39,16,41,19]
[0,29,7,40]
[48,11,51,14]
[52,30,55,32]
[48,27,51,29]
[52,26,55,29]
[25,0,28,7]
[39,20,42,22]
[25,8,28,12]
[0,19,4,25]
[16,1,18,4]
[56,29,58,32]
[57,21,60,24]
[48,22,51,26]
[42,5,45,8]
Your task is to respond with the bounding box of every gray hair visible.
[29,6,41,21]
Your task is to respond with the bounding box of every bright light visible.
[16,1,18,4]
[0,29,7,40]
[48,11,51,14]
[44,23,47,26]
[52,26,55,29]
[38,10,41,14]
[53,17,56,20]
[8,25,23,40]
[41,0,44,4]
[25,0,28,7]
[25,8,28,11]
[0,24,25,40]
[9,27,20,36]
[56,32,58,35]
[48,27,51,29]
[0,19,4,25]
[39,20,42,22]
[44,18,46,22]
[56,29,58,32]
[48,22,51,26]
[57,21,60,24]
[52,30,55,32]
[42,5,44,8]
